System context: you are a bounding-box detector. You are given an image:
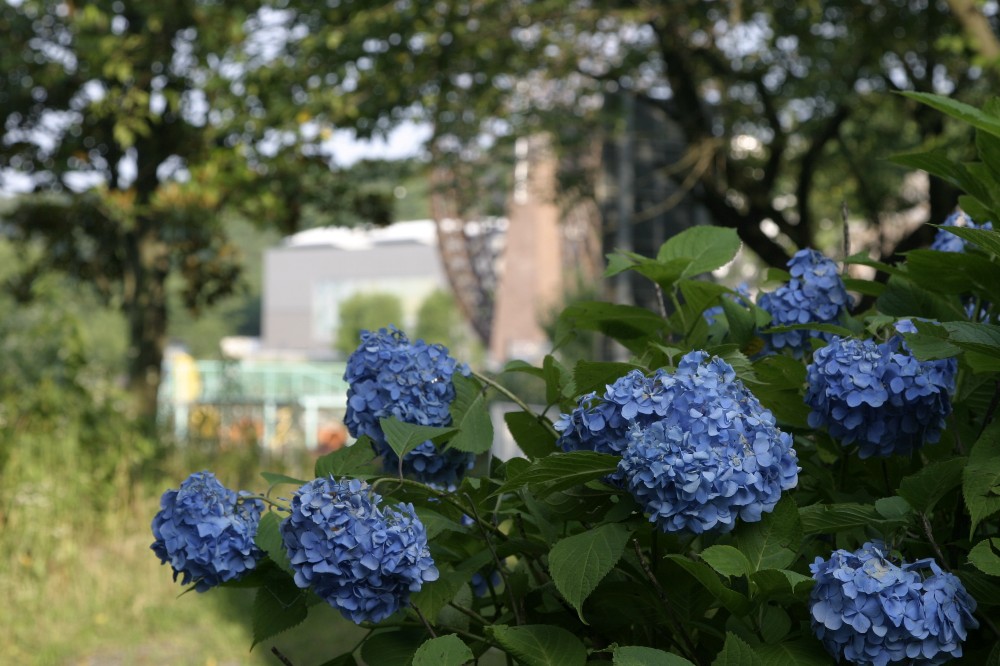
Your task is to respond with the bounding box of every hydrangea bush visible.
[153,94,1000,664]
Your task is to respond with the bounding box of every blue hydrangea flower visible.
[554,369,672,479]
[151,471,264,592]
[617,351,799,534]
[344,327,473,486]
[280,476,439,624]
[930,209,993,253]
[810,542,978,666]
[758,249,852,357]
[805,327,956,458]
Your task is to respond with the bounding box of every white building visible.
[261,219,448,359]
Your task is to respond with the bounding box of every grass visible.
[0,435,365,666]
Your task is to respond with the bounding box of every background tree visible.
[334,292,404,358]
[287,0,998,266]
[0,1,395,424]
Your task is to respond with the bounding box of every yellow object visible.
[172,352,202,403]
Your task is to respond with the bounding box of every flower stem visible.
[470,370,558,437]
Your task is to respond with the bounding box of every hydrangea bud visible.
[758,248,852,357]
[810,542,977,665]
[280,477,439,624]
[617,351,798,533]
[344,326,473,486]
[151,471,264,592]
[805,327,956,458]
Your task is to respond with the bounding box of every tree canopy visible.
[287,0,998,264]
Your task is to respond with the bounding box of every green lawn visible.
[0,444,365,666]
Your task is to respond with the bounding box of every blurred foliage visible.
[0,2,414,422]
[334,292,405,357]
[286,0,998,265]
[415,288,462,347]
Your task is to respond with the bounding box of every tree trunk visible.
[124,221,171,428]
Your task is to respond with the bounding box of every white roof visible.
[283,219,438,250]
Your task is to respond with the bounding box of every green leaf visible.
[721,297,756,346]
[758,605,792,644]
[799,503,880,535]
[903,249,1000,297]
[316,654,359,666]
[969,538,1000,577]
[503,411,558,460]
[874,496,912,521]
[315,437,376,478]
[411,567,468,620]
[902,91,1000,139]
[486,624,588,666]
[549,523,632,621]
[750,569,814,599]
[251,569,309,649]
[958,568,1000,607]
[889,149,995,205]
[495,451,619,497]
[260,472,307,488]
[843,252,904,277]
[412,635,473,666]
[964,420,1000,536]
[448,375,494,454]
[613,646,695,665]
[898,458,966,513]
[542,354,573,404]
[573,360,645,396]
[711,633,763,666]
[413,508,466,540]
[666,556,751,614]
[361,629,428,666]
[555,301,667,354]
[735,496,801,572]
[256,511,293,575]
[877,276,965,321]
[761,322,854,338]
[842,278,885,297]
[700,545,753,579]
[657,226,742,278]
[754,640,834,666]
[938,226,1000,256]
[502,359,546,379]
[380,417,457,461]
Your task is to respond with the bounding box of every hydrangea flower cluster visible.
[150,471,264,592]
[554,368,671,478]
[344,327,473,487]
[805,326,956,458]
[617,351,799,534]
[810,542,978,665]
[280,476,439,624]
[758,249,852,357]
[930,209,993,253]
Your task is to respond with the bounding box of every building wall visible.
[262,240,447,355]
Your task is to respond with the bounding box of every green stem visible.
[465,492,524,625]
[448,602,490,625]
[669,288,689,338]
[631,539,703,666]
[238,494,290,512]
[370,477,510,542]
[471,370,559,437]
